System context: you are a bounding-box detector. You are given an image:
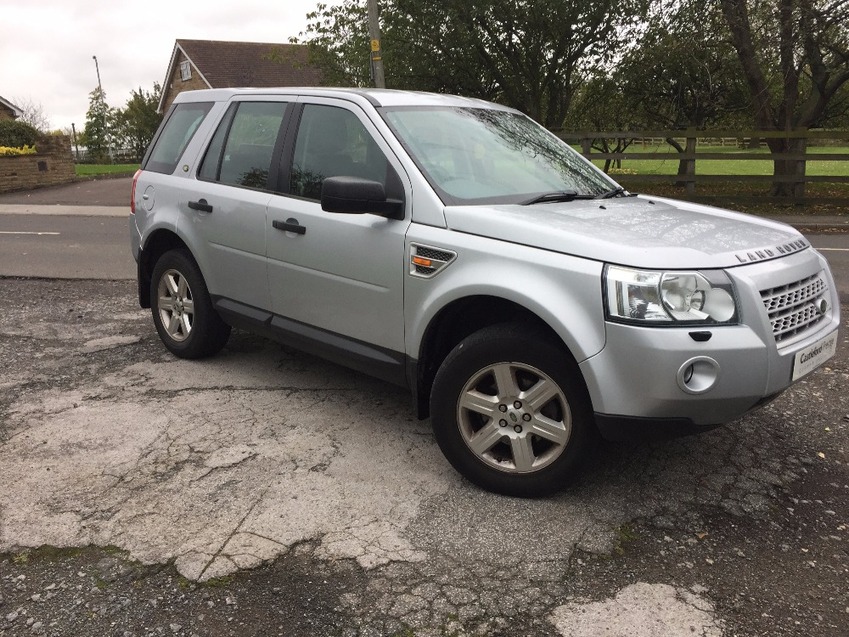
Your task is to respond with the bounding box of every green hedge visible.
[0,120,41,148]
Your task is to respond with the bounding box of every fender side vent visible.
[409,243,456,278]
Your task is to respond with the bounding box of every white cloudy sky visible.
[0,0,340,131]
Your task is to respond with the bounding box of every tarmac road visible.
[0,179,847,636]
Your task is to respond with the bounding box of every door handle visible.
[273,218,306,235]
[188,199,213,213]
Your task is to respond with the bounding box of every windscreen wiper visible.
[598,186,636,199]
[521,191,596,205]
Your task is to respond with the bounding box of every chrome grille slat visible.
[760,273,828,344]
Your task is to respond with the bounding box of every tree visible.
[602,0,752,178]
[822,81,849,127]
[301,1,372,86]
[12,96,51,132]
[720,0,849,195]
[111,83,163,160]
[84,87,113,162]
[563,75,643,173]
[618,1,750,131]
[300,0,649,128]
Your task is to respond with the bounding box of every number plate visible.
[792,331,838,381]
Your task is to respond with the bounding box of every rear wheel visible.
[430,324,595,497]
[150,249,230,359]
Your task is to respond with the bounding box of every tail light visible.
[130,169,141,214]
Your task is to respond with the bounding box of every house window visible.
[179,60,192,81]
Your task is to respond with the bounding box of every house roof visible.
[159,39,322,111]
[0,95,23,118]
[179,39,322,87]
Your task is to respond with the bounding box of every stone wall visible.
[0,135,76,193]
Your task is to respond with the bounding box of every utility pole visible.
[92,55,112,163]
[71,123,79,161]
[92,55,102,92]
[367,0,386,89]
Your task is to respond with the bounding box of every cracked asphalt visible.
[1,277,847,636]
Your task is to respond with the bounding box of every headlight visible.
[604,265,738,325]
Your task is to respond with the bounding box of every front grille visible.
[760,273,828,344]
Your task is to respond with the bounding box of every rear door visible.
[266,98,410,368]
[187,97,291,310]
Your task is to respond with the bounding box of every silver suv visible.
[130,88,840,496]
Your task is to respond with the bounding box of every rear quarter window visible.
[142,102,213,174]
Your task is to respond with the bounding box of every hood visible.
[443,195,808,269]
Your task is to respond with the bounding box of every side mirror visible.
[321,176,404,220]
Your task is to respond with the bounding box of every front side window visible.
[143,102,213,175]
[289,104,391,200]
[198,101,288,190]
[381,107,617,205]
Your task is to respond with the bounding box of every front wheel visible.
[430,324,595,497]
[150,249,230,359]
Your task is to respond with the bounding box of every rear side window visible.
[143,102,213,174]
[198,101,288,191]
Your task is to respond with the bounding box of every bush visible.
[0,144,37,157]
[0,119,41,148]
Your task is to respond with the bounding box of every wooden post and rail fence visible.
[557,129,849,207]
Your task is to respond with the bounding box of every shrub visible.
[0,119,41,148]
[0,144,37,157]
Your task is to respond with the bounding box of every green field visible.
[587,144,849,177]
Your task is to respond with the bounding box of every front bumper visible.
[580,249,840,430]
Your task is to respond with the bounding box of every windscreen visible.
[381,106,617,205]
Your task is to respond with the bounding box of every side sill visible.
[212,296,410,389]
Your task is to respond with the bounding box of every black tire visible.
[430,324,596,497]
[150,249,230,359]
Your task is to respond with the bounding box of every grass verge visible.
[75,163,139,177]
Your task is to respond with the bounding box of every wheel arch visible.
[137,229,191,308]
[413,295,591,419]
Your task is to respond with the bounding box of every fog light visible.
[677,357,720,394]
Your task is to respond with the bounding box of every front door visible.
[266,100,410,366]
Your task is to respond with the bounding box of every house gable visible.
[158,42,213,113]
[0,95,23,121]
[158,39,322,113]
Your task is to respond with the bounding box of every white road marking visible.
[0,231,60,236]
